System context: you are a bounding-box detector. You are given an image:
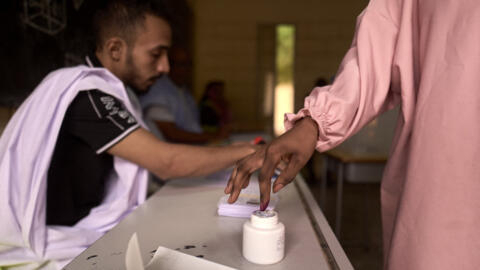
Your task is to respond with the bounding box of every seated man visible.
[139,47,227,144]
[0,1,257,269]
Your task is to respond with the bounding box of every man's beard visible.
[123,53,145,93]
[123,53,162,95]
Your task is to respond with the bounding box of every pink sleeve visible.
[285,1,401,152]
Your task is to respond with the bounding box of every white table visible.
[65,174,353,270]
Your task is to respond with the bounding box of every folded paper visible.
[126,233,236,270]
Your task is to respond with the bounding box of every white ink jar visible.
[242,210,285,264]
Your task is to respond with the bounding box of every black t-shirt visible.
[46,89,139,226]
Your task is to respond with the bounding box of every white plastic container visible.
[242,210,285,264]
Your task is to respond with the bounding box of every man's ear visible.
[104,37,126,62]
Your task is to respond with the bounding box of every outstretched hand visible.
[224,117,319,210]
[224,144,266,203]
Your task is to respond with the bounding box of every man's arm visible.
[107,128,255,179]
[155,121,226,144]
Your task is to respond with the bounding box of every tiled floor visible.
[303,168,383,270]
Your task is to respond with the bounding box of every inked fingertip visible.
[260,200,270,211]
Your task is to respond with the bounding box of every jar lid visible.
[251,210,278,228]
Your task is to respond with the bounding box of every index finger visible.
[258,148,282,210]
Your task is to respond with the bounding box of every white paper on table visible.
[217,176,279,218]
[126,233,237,270]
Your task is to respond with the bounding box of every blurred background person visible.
[199,80,232,134]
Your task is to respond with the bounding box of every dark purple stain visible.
[260,200,269,211]
[184,245,196,249]
[196,255,204,258]
[86,255,98,260]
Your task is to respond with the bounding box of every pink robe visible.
[285,0,480,269]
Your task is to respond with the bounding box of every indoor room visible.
[1,0,476,270]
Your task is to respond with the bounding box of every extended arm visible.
[108,128,254,179]
[226,1,401,208]
[155,120,226,144]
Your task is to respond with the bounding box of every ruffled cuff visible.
[284,108,310,131]
[284,108,333,152]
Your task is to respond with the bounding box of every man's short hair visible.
[92,0,172,51]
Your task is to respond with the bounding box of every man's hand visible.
[224,145,267,203]
[225,117,319,210]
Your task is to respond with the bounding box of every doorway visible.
[256,24,296,136]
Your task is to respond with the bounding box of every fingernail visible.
[260,200,270,211]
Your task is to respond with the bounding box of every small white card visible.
[217,175,279,218]
[217,194,278,218]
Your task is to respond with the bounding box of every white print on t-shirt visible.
[100,95,137,125]
[127,117,136,124]
[118,110,129,119]
[109,106,119,116]
[101,96,115,110]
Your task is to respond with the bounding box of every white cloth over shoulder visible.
[0,66,149,269]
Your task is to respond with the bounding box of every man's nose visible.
[157,56,170,74]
